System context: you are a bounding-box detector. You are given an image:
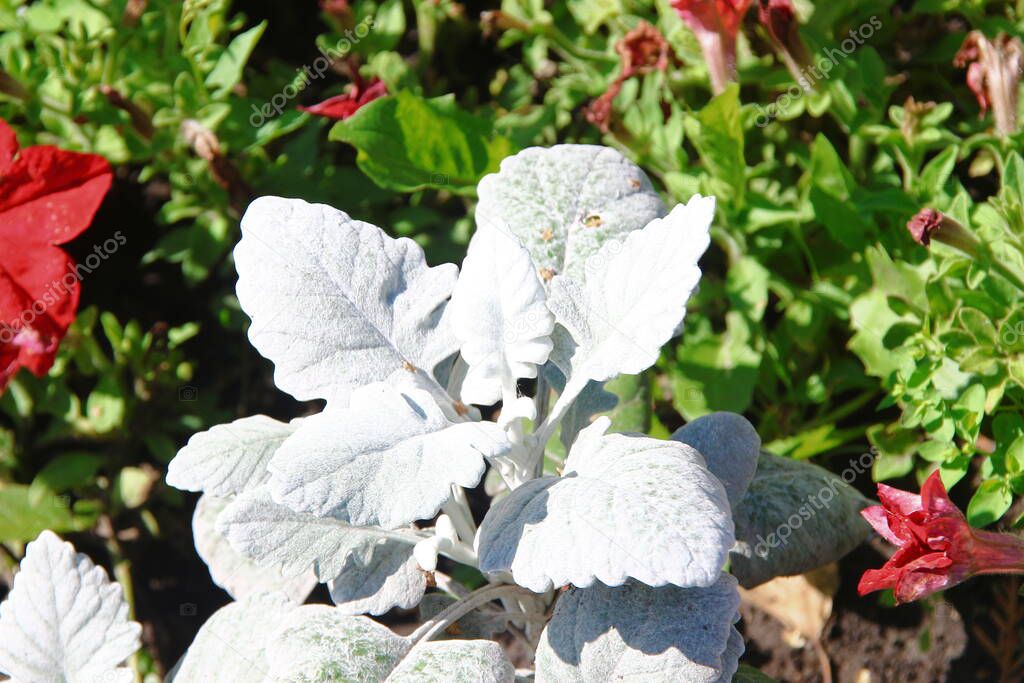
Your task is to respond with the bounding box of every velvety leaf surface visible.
[448,224,553,407]
[730,451,872,588]
[475,144,665,281]
[235,196,458,406]
[0,531,141,683]
[167,415,300,497]
[546,196,714,389]
[534,574,742,683]
[192,494,316,603]
[478,417,733,591]
[217,486,421,585]
[267,379,509,528]
[671,412,761,508]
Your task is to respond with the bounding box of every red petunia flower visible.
[859,471,1024,603]
[954,31,1022,136]
[586,21,672,132]
[671,0,752,94]
[0,119,112,391]
[298,77,388,120]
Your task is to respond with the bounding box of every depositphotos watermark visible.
[249,15,376,127]
[750,446,877,559]
[0,232,126,346]
[754,16,882,128]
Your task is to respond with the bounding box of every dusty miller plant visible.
[0,145,870,682]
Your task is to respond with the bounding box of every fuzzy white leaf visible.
[217,486,421,585]
[193,494,316,603]
[169,592,293,683]
[268,380,510,528]
[0,531,141,683]
[448,226,553,406]
[534,575,742,683]
[477,417,733,591]
[167,415,299,497]
[475,145,666,281]
[546,196,714,389]
[328,538,427,616]
[235,196,459,406]
[670,412,761,509]
[386,640,515,683]
[265,606,410,683]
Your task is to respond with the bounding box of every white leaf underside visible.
[167,414,300,497]
[327,536,427,616]
[535,575,742,683]
[169,592,294,683]
[267,378,510,528]
[235,196,459,406]
[546,196,714,389]
[193,494,316,604]
[0,531,141,683]
[475,145,666,282]
[217,486,421,587]
[477,418,734,592]
[448,225,554,406]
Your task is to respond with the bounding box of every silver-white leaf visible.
[534,575,742,683]
[193,494,316,603]
[386,640,515,683]
[265,606,410,683]
[448,225,553,406]
[170,592,293,683]
[217,486,421,585]
[0,531,141,683]
[475,145,666,281]
[328,538,427,616]
[235,196,459,406]
[670,412,760,509]
[167,415,299,497]
[546,196,714,390]
[268,379,509,528]
[477,417,734,591]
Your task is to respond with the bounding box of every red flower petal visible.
[920,470,961,517]
[0,242,80,388]
[0,144,113,246]
[876,482,923,516]
[299,78,388,121]
[0,117,110,391]
[861,505,905,546]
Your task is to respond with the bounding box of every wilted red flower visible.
[299,77,388,120]
[671,0,752,94]
[586,21,671,132]
[906,208,944,246]
[859,471,1024,603]
[954,31,1022,136]
[905,208,980,256]
[0,119,112,391]
[757,0,810,84]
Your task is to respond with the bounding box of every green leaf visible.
[1006,436,1024,475]
[691,84,745,205]
[967,479,1013,528]
[733,665,779,682]
[329,92,517,194]
[917,145,959,196]
[0,485,81,542]
[28,453,104,505]
[205,21,267,95]
[603,373,651,434]
[85,373,126,434]
[670,313,762,420]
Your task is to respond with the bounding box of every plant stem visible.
[407,583,537,645]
